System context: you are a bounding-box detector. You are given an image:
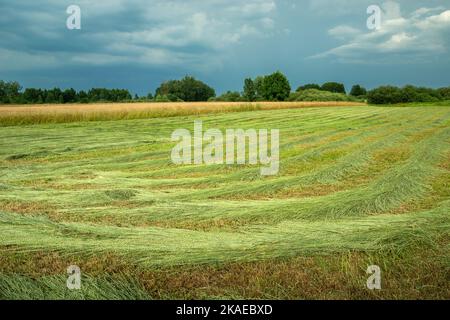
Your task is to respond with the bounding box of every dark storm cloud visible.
[0,0,449,95]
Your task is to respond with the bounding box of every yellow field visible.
[0,101,365,126]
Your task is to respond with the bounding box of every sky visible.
[1,0,450,95]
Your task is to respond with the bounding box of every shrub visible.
[212,91,243,102]
[154,94,171,102]
[288,89,356,102]
[296,84,321,92]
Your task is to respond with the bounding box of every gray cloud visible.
[1,0,450,94]
[0,0,277,71]
[312,1,450,63]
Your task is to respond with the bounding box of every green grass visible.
[0,105,449,299]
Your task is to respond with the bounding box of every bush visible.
[211,91,243,102]
[154,94,171,102]
[288,89,356,102]
[296,84,321,92]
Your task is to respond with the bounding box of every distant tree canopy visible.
[438,87,450,100]
[0,80,22,103]
[210,91,243,102]
[321,82,346,94]
[2,78,449,106]
[367,85,448,104]
[243,78,256,102]
[155,76,215,102]
[254,76,265,100]
[87,88,132,102]
[296,82,347,95]
[0,81,134,104]
[296,84,321,91]
[244,71,291,102]
[350,85,367,97]
[367,86,403,104]
[261,71,291,101]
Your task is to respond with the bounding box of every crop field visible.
[0,103,449,300]
[0,101,364,127]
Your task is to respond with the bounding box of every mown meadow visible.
[0,103,449,299]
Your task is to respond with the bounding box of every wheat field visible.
[0,101,365,126]
[0,103,449,299]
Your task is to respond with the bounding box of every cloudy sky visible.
[1,0,449,95]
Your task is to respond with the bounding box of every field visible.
[0,102,449,300]
[0,101,364,126]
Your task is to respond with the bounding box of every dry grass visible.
[1,101,366,113]
[0,101,365,126]
[1,246,448,300]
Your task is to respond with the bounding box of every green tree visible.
[254,76,265,101]
[350,85,367,97]
[23,88,42,104]
[63,88,77,103]
[400,85,439,103]
[243,78,256,101]
[45,91,56,103]
[321,82,346,94]
[0,80,22,103]
[261,71,291,101]
[437,87,450,100]
[367,86,403,104]
[0,81,5,103]
[155,76,215,102]
[78,90,89,103]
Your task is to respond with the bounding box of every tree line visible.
[0,81,133,104]
[366,85,450,104]
[1,74,449,105]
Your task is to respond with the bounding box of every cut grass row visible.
[1,109,447,228]
[0,105,449,299]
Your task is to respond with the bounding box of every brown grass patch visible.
[1,245,448,300]
[0,200,56,216]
